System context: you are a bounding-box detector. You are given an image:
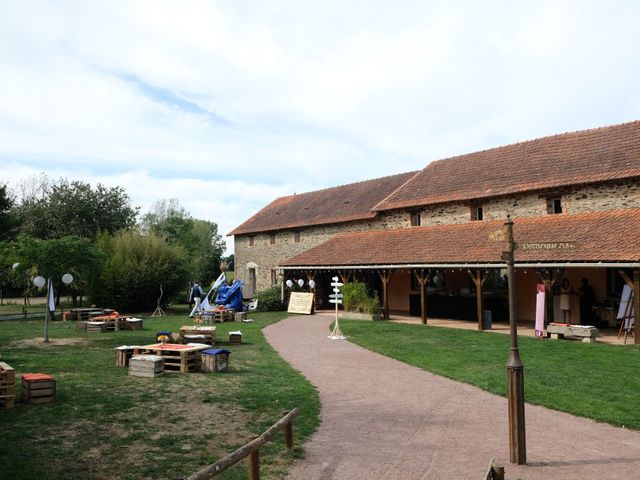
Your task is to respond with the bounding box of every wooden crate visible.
[21,374,56,404]
[201,349,230,372]
[126,318,143,330]
[128,355,164,377]
[86,321,107,333]
[207,309,235,323]
[229,331,242,345]
[76,321,87,331]
[114,346,136,367]
[234,312,247,322]
[0,362,16,409]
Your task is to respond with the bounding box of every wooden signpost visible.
[287,292,315,315]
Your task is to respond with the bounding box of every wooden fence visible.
[484,459,505,480]
[182,408,300,480]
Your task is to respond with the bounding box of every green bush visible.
[89,231,188,312]
[342,281,381,314]
[256,285,284,312]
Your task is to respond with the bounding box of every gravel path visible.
[264,314,640,480]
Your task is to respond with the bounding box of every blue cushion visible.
[202,349,231,356]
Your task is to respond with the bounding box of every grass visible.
[0,308,319,480]
[339,319,640,430]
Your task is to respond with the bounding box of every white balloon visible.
[33,276,46,289]
[308,280,316,289]
[297,279,304,287]
[62,273,74,285]
[286,279,293,288]
[12,262,20,270]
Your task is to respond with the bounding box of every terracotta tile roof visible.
[374,121,640,211]
[229,171,418,235]
[280,208,640,266]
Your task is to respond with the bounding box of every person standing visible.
[189,281,204,318]
[559,278,574,323]
[578,278,596,326]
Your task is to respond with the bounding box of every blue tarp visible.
[215,280,245,311]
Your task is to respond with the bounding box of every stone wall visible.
[418,179,640,225]
[234,210,411,293]
[234,179,640,294]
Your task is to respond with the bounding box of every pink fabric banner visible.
[535,283,546,338]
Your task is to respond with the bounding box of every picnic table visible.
[132,343,209,372]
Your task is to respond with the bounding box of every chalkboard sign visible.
[287,292,315,315]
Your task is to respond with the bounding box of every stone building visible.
[230,120,640,337]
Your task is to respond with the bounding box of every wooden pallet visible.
[86,321,107,333]
[114,346,136,367]
[179,326,216,345]
[201,350,230,372]
[0,362,16,409]
[132,344,209,373]
[129,355,164,377]
[22,374,56,404]
[229,331,242,345]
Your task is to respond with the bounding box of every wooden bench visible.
[546,323,599,343]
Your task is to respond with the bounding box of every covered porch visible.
[280,209,640,344]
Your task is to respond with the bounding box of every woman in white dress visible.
[559,278,573,323]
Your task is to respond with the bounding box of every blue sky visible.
[1,1,640,252]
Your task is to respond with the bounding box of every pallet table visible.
[92,314,128,331]
[65,308,104,322]
[0,362,16,409]
[547,323,599,343]
[179,325,216,345]
[132,343,209,373]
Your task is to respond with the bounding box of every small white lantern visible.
[33,276,46,289]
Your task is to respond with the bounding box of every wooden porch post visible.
[338,270,352,285]
[378,269,393,320]
[635,269,640,345]
[413,269,432,325]
[468,270,491,330]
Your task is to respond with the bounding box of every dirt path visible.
[264,315,640,480]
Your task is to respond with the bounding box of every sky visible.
[1,1,640,253]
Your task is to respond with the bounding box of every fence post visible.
[283,410,294,450]
[248,448,260,480]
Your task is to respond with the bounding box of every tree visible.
[90,231,188,312]
[16,175,139,239]
[9,236,103,308]
[141,199,225,284]
[0,183,18,241]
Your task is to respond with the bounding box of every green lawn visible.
[0,309,319,480]
[339,319,640,429]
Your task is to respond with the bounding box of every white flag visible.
[48,278,55,312]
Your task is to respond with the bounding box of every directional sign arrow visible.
[329,293,343,299]
[329,299,343,304]
[331,282,344,287]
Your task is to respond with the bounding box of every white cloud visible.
[1,0,640,254]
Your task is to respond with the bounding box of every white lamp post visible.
[34,273,73,343]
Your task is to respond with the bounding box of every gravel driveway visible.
[264,314,640,480]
